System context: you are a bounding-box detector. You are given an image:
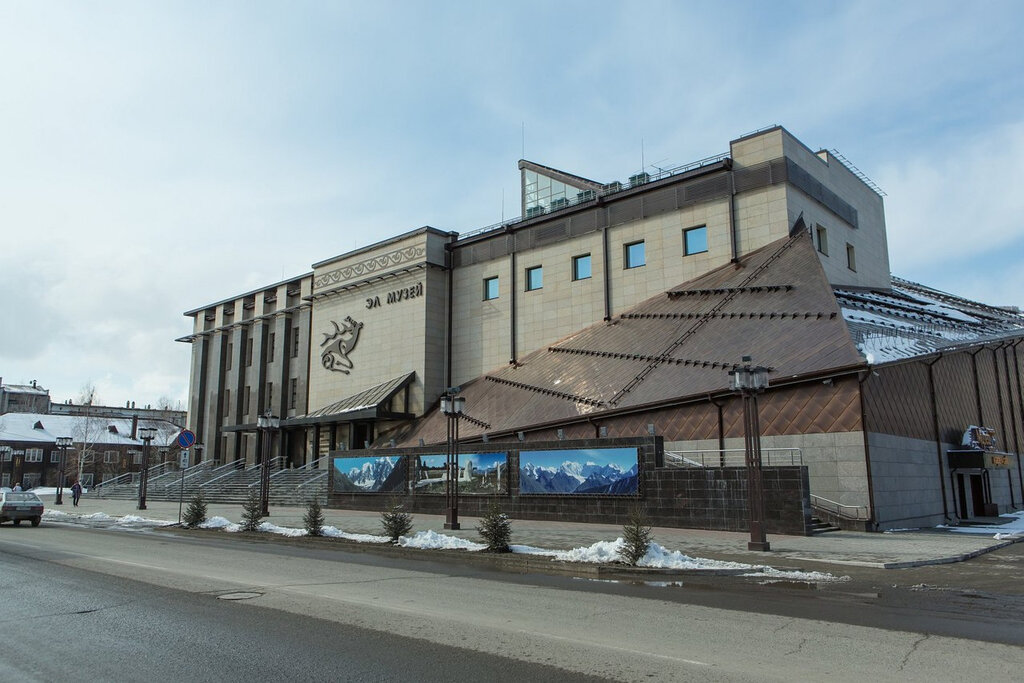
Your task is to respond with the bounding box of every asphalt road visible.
[2,522,1023,682]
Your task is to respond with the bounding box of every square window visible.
[624,241,645,269]
[483,276,499,301]
[572,254,591,281]
[525,266,543,291]
[846,243,857,272]
[816,225,829,256]
[683,226,708,256]
[104,450,118,464]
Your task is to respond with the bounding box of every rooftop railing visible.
[458,152,730,241]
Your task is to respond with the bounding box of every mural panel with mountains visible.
[332,455,407,493]
[518,448,639,495]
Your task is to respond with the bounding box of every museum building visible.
[179,126,1024,532]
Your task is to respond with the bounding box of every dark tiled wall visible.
[327,436,811,535]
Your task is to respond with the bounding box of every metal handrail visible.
[664,447,802,468]
[159,461,215,492]
[810,494,870,521]
[198,458,248,489]
[91,471,134,491]
[297,470,327,489]
[246,457,287,489]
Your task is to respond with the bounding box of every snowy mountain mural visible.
[332,456,407,493]
[519,448,639,495]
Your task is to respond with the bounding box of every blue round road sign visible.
[177,429,196,449]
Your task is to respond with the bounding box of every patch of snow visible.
[398,529,486,551]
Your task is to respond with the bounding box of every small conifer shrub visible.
[476,502,512,553]
[241,489,264,532]
[621,504,653,566]
[304,497,325,537]
[182,491,208,528]
[380,498,413,543]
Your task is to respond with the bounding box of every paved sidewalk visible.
[38,492,1024,571]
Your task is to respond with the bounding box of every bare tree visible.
[73,382,101,483]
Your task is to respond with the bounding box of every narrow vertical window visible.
[624,241,645,269]
[268,332,276,360]
[846,243,856,272]
[292,327,300,358]
[266,382,273,408]
[483,276,499,300]
[572,254,592,281]
[816,225,829,256]
[525,266,543,291]
[290,378,298,410]
[246,337,253,366]
[226,343,233,370]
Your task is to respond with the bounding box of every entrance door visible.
[352,423,374,450]
[970,474,986,517]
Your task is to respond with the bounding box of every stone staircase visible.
[90,458,328,507]
[809,516,842,534]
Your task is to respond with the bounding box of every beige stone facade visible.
[181,126,891,466]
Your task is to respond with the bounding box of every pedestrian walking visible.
[13,482,22,491]
[71,481,83,506]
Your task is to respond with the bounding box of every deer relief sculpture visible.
[320,316,364,374]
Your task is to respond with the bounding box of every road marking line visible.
[520,629,710,667]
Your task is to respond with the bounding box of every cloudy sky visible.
[2,0,1022,409]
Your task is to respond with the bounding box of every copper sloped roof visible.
[836,278,1024,364]
[285,373,416,427]
[404,231,865,445]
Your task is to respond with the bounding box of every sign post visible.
[175,430,196,525]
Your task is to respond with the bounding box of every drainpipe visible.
[445,232,457,390]
[708,393,727,466]
[1014,342,1024,499]
[857,370,879,530]
[510,242,517,365]
[993,343,1013,507]
[925,355,951,521]
[969,347,985,426]
[728,170,739,263]
[602,225,612,321]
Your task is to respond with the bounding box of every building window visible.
[846,243,857,272]
[483,276,499,301]
[624,241,645,269]
[226,343,233,370]
[572,254,591,281]
[290,378,298,410]
[683,226,708,256]
[246,337,253,367]
[525,266,543,291]
[816,225,828,256]
[25,448,43,463]
[266,382,273,409]
[104,450,118,464]
[269,332,276,361]
[130,450,142,465]
[244,386,251,414]
[292,327,300,358]
[1,450,11,462]
[50,450,61,463]
[224,389,231,417]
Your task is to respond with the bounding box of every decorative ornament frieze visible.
[314,245,425,290]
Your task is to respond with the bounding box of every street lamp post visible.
[54,437,73,505]
[257,413,280,517]
[729,355,771,552]
[137,427,157,511]
[441,389,465,530]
